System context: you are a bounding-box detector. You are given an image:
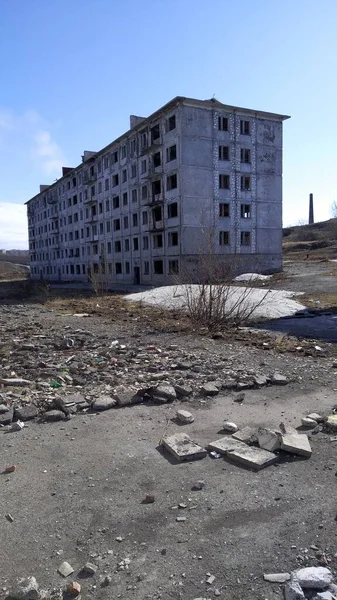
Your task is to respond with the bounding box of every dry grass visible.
[300,292,337,310]
[0,262,29,281]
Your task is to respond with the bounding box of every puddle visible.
[255,309,337,343]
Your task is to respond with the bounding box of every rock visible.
[93,395,117,411]
[326,415,337,432]
[236,381,254,390]
[232,426,257,444]
[176,516,186,522]
[100,575,112,587]
[301,417,318,428]
[222,421,238,433]
[151,384,176,403]
[193,480,205,490]
[234,392,245,403]
[14,405,38,421]
[206,575,215,584]
[8,420,24,432]
[307,412,324,423]
[270,372,288,386]
[227,444,278,471]
[162,432,207,461]
[316,592,333,600]
[57,561,74,577]
[176,410,194,424]
[143,493,155,504]
[0,403,9,413]
[263,573,291,583]
[6,577,39,600]
[81,561,98,575]
[284,578,305,600]
[281,433,312,457]
[295,567,333,589]
[66,581,81,597]
[208,437,248,455]
[115,391,143,407]
[0,406,14,425]
[174,384,193,398]
[254,375,268,387]
[175,362,192,370]
[44,410,67,422]
[280,422,298,435]
[258,428,281,452]
[0,378,32,386]
[200,383,219,396]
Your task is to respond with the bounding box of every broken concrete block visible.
[284,578,305,600]
[208,436,248,455]
[200,383,219,396]
[81,562,98,575]
[281,433,312,457]
[254,375,268,387]
[6,576,39,600]
[233,392,245,402]
[307,412,324,423]
[232,426,257,444]
[258,428,281,452]
[295,567,333,589]
[57,561,74,577]
[176,410,194,424]
[270,372,288,385]
[222,421,238,433]
[326,415,337,432]
[301,417,317,428]
[280,422,298,435]
[162,432,207,461]
[115,391,143,407]
[174,384,193,398]
[263,573,290,583]
[44,410,67,422]
[151,384,176,403]
[93,395,117,411]
[227,445,278,471]
[14,405,38,421]
[316,592,333,600]
[0,406,14,426]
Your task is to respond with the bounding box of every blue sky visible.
[0,0,336,248]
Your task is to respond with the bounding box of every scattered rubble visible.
[57,561,74,577]
[222,421,238,433]
[162,433,207,461]
[176,409,194,424]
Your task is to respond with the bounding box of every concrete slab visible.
[208,437,247,455]
[232,426,257,444]
[162,433,207,462]
[281,433,312,457]
[258,428,281,452]
[226,445,278,471]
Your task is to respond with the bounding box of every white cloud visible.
[32,130,65,175]
[0,202,28,250]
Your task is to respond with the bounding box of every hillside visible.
[283,218,337,260]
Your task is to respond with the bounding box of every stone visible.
[301,417,318,428]
[81,561,98,575]
[234,392,245,402]
[227,445,278,471]
[0,406,14,425]
[57,561,74,577]
[326,415,337,432]
[115,391,143,407]
[176,516,186,522]
[0,378,31,386]
[295,567,333,589]
[14,405,38,421]
[316,592,333,600]
[9,420,24,432]
[270,372,288,385]
[232,426,257,444]
[143,493,155,504]
[63,393,86,406]
[236,381,254,390]
[66,581,81,597]
[193,480,205,490]
[0,403,9,413]
[176,410,194,424]
[307,412,324,423]
[263,573,291,583]
[44,410,67,422]
[93,395,117,411]
[174,384,193,398]
[281,433,312,457]
[6,577,39,600]
[280,422,298,435]
[208,437,248,455]
[200,383,219,396]
[162,432,207,461]
[222,421,238,433]
[284,578,305,600]
[151,384,176,403]
[254,375,268,387]
[258,428,281,452]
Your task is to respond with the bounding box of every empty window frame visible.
[167,173,177,191]
[168,231,178,246]
[168,260,179,274]
[219,146,229,161]
[241,231,251,246]
[218,116,228,131]
[240,148,251,163]
[219,174,230,189]
[167,202,178,219]
[219,231,230,246]
[166,144,177,162]
[240,120,250,135]
[153,260,163,274]
[241,176,251,191]
[219,203,230,218]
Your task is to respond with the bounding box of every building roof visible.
[26,96,290,204]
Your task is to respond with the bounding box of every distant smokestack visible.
[309,193,314,224]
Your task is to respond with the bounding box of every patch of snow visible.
[234,273,272,282]
[126,285,305,321]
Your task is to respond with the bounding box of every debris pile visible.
[264,566,336,600]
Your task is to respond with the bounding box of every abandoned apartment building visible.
[26,96,289,285]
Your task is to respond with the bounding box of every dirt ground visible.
[1,261,337,599]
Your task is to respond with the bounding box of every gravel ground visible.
[1,297,337,599]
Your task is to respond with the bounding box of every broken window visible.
[153,233,163,248]
[106,199,110,211]
[112,174,119,187]
[143,236,149,250]
[219,174,230,189]
[141,185,148,200]
[113,196,120,210]
[166,145,177,162]
[104,156,109,169]
[124,216,129,229]
[153,152,161,168]
[105,178,110,191]
[153,260,163,274]
[241,231,251,246]
[141,159,147,174]
[151,124,160,142]
[241,148,251,163]
[121,145,127,159]
[115,262,122,274]
[218,116,228,131]
[241,204,251,219]
[133,237,139,251]
[241,176,251,191]
[168,260,179,274]
[152,179,161,196]
[113,218,120,231]
[122,169,127,183]
[219,203,230,217]
[167,115,176,131]
[144,261,150,275]
[167,202,178,219]
[219,146,229,161]
[114,241,121,253]
[219,231,230,246]
[123,192,128,206]
[240,120,250,135]
[132,189,137,203]
[167,173,177,191]
[125,239,130,252]
[125,261,130,274]
[168,232,178,246]
[112,151,118,164]
[142,211,148,225]
[132,213,138,227]
[131,163,137,178]
[152,206,162,222]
